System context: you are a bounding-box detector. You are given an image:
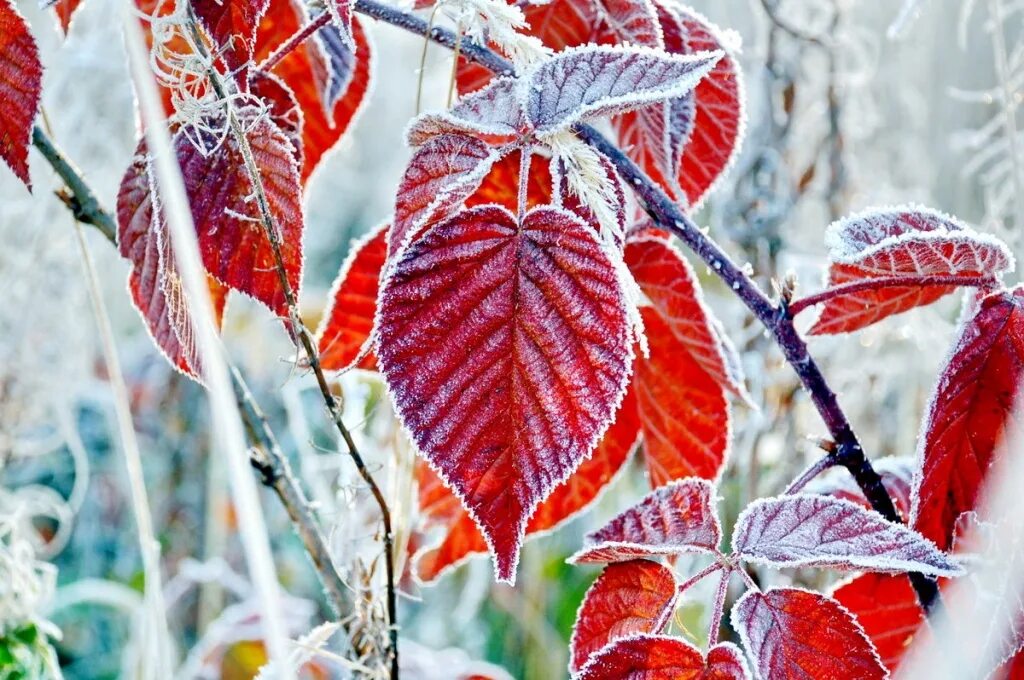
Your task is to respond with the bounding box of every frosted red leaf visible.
[633,309,730,486]
[377,205,632,583]
[911,286,1024,551]
[391,134,506,256]
[51,0,83,35]
[193,0,270,86]
[249,71,304,164]
[807,456,914,521]
[524,45,721,135]
[255,7,373,183]
[317,222,389,372]
[569,478,720,564]
[570,560,678,674]
[464,148,553,212]
[177,113,303,316]
[0,0,43,188]
[413,389,640,583]
[117,142,228,379]
[732,494,960,576]
[595,0,663,48]
[578,635,750,680]
[625,230,747,399]
[732,588,887,680]
[613,92,695,203]
[327,0,355,52]
[832,573,923,672]
[407,78,525,147]
[810,206,1013,335]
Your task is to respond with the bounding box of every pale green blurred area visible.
[0,0,1020,677]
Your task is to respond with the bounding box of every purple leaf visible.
[407,78,525,146]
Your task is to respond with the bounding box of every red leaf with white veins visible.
[832,573,923,673]
[810,206,1013,335]
[732,494,960,576]
[732,588,887,680]
[407,78,525,147]
[193,0,270,86]
[0,0,43,187]
[317,222,388,372]
[578,635,750,680]
[390,134,506,256]
[412,389,639,584]
[911,286,1024,551]
[524,45,721,136]
[570,560,678,674]
[178,112,303,316]
[569,478,720,564]
[377,205,632,583]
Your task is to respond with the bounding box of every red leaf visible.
[317,222,388,372]
[810,207,1013,335]
[464,148,554,212]
[578,635,750,680]
[911,286,1024,551]
[178,113,303,316]
[732,494,960,576]
[524,45,720,135]
[193,0,270,86]
[51,0,83,35]
[732,588,887,680]
[377,205,633,583]
[0,0,42,188]
[391,134,506,255]
[117,142,228,379]
[569,478,720,564]
[596,0,664,47]
[412,389,640,583]
[249,70,304,164]
[807,456,914,521]
[625,231,747,398]
[570,561,679,674]
[832,573,923,673]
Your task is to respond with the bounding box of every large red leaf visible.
[193,0,270,86]
[732,588,887,680]
[569,478,720,564]
[732,494,960,576]
[377,205,632,583]
[911,286,1024,551]
[810,207,1013,335]
[412,389,640,583]
[177,113,303,316]
[570,560,678,673]
[832,573,922,673]
[578,635,750,680]
[117,142,228,379]
[317,222,388,372]
[0,0,42,188]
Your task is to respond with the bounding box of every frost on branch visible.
[569,560,678,674]
[732,588,887,680]
[316,222,389,372]
[177,111,304,317]
[391,134,506,255]
[577,635,750,680]
[569,478,720,564]
[412,392,639,583]
[523,45,721,135]
[0,0,43,188]
[732,494,961,576]
[832,573,922,673]
[810,206,1014,335]
[376,205,632,583]
[911,286,1024,551]
[806,456,915,521]
[192,0,270,86]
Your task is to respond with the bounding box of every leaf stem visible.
[676,561,722,597]
[708,567,731,645]
[787,274,999,317]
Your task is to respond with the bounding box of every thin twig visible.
[258,11,331,73]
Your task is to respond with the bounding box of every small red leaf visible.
[317,222,388,372]
[178,113,303,316]
[0,0,43,188]
[810,207,1013,335]
[578,635,750,680]
[524,45,720,135]
[807,456,914,521]
[570,561,679,674]
[569,478,720,564]
[733,494,960,576]
[832,573,923,672]
[407,78,525,147]
[391,134,506,255]
[732,588,887,680]
[193,0,270,86]
[596,0,664,47]
[51,0,84,35]
[378,205,632,583]
[912,286,1024,551]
